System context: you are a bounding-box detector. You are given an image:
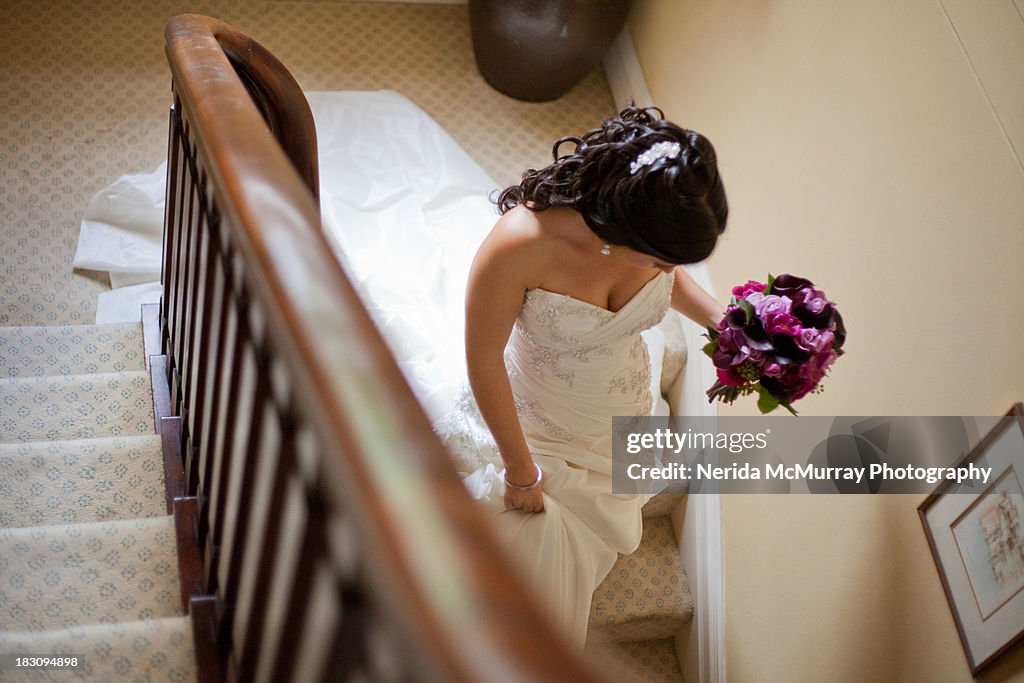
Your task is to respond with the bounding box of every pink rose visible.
[716,367,745,386]
[765,312,801,336]
[732,280,766,299]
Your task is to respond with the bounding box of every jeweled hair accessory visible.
[629,141,682,175]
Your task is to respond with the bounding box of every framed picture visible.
[919,403,1024,676]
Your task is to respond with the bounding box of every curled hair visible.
[497,105,728,264]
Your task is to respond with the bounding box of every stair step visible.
[0,324,145,378]
[584,637,683,682]
[0,435,166,528]
[0,615,196,682]
[589,515,693,643]
[0,515,182,632]
[0,371,154,444]
[642,491,685,519]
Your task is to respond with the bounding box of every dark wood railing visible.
[160,14,606,682]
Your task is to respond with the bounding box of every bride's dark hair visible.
[497,105,728,264]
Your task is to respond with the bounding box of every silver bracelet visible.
[503,463,543,492]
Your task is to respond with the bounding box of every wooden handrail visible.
[163,14,607,682]
[165,15,319,199]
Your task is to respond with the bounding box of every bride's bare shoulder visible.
[487,206,581,252]
[471,206,570,290]
[489,205,545,241]
[480,206,556,256]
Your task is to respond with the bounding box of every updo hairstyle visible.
[496,106,728,264]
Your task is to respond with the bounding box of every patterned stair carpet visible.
[589,514,694,644]
[0,436,165,527]
[0,617,194,683]
[586,502,693,681]
[585,637,685,683]
[0,323,196,682]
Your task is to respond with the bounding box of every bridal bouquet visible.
[703,274,846,415]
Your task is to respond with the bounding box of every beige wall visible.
[628,0,1024,680]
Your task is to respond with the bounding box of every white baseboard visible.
[669,264,727,683]
[602,27,654,109]
[676,492,726,683]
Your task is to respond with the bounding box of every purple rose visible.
[742,348,766,367]
[762,362,783,378]
[799,288,829,315]
[806,349,837,377]
[712,346,735,370]
[754,295,792,319]
[711,329,741,370]
[794,349,837,395]
[795,328,834,354]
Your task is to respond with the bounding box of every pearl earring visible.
[600,244,611,256]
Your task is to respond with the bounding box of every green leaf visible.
[705,325,720,341]
[781,402,799,416]
[738,298,755,323]
[757,385,781,414]
[765,273,775,295]
[702,341,717,358]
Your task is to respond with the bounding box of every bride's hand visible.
[504,484,544,513]
[503,464,545,513]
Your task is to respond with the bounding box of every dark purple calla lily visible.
[832,309,847,350]
[741,317,775,351]
[769,273,814,297]
[793,300,835,330]
[725,306,748,330]
[772,333,811,364]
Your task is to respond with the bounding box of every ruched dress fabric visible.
[434,271,674,648]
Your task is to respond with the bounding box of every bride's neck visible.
[538,207,604,254]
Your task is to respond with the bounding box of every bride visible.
[435,105,728,647]
[72,93,726,649]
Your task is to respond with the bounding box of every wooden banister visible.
[161,14,608,682]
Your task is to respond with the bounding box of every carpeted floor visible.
[0,0,616,327]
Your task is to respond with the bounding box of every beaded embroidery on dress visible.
[433,270,673,647]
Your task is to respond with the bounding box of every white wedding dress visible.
[435,271,673,647]
[73,89,716,648]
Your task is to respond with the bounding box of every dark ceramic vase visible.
[469,0,633,102]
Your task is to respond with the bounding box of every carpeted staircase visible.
[0,322,693,682]
[586,494,694,681]
[0,323,196,682]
